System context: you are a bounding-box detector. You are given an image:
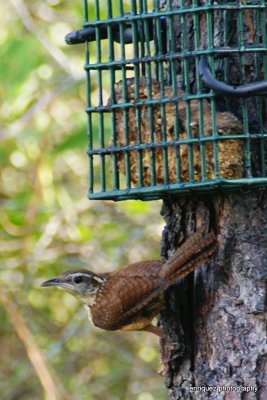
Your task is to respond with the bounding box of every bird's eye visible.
[74,276,83,284]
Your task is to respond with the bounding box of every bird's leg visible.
[143,324,173,376]
[143,324,163,337]
[142,324,178,377]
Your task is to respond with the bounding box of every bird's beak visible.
[41,278,65,288]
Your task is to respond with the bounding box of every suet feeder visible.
[66,0,267,201]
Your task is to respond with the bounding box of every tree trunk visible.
[158,1,267,398]
[159,192,267,399]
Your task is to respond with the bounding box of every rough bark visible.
[159,192,267,399]
[158,2,267,397]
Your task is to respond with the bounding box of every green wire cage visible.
[66,0,267,201]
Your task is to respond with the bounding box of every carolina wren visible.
[41,229,217,336]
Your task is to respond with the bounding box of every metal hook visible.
[65,14,166,45]
[199,55,267,97]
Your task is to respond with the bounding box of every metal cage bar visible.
[77,0,267,200]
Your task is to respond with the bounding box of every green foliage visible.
[0,1,166,399]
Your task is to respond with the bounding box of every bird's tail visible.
[117,228,217,325]
[159,228,217,285]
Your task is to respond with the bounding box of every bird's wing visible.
[90,261,164,330]
[91,230,217,331]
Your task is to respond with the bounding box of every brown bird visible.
[109,77,244,186]
[41,229,217,336]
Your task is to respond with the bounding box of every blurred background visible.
[0,1,167,399]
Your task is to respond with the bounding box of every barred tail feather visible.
[159,229,217,284]
[117,229,217,326]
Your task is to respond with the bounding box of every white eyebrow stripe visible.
[92,275,106,283]
[66,273,91,280]
[73,273,90,278]
[66,273,105,283]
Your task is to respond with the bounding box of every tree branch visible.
[0,290,64,400]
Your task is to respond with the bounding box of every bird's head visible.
[41,269,106,306]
